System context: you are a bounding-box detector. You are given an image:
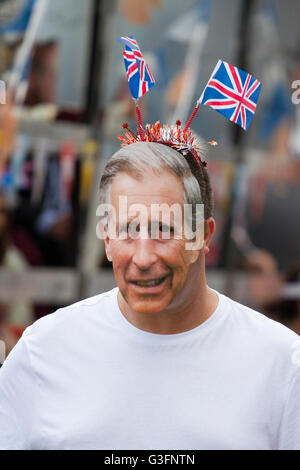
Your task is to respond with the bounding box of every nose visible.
[131,236,158,270]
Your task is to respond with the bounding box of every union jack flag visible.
[119,36,155,100]
[199,60,261,130]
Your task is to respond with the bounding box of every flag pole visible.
[183,99,201,132]
[135,99,144,140]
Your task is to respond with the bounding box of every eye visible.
[156,222,175,239]
[128,220,140,239]
[119,220,140,233]
[159,223,172,233]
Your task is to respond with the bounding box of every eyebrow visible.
[117,216,176,225]
[117,220,176,233]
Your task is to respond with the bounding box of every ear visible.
[203,217,216,255]
[98,221,112,262]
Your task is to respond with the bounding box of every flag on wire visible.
[199,59,261,130]
[119,36,155,100]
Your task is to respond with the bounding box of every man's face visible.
[103,170,203,314]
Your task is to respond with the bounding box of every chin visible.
[123,289,174,314]
[128,298,170,314]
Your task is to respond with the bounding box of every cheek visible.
[110,241,131,269]
[157,241,192,273]
[109,239,193,279]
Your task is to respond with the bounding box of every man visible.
[0,141,299,450]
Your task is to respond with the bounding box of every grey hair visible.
[99,142,214,229]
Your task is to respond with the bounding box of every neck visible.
[117,255,219,334]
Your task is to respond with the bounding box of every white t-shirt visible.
[0,287,300,450]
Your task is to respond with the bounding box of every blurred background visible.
[1,0,300,355]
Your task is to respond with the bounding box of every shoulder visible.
[23,287,118,342]
[218,290,300,359]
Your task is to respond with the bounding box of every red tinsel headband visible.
[118,120,218,172]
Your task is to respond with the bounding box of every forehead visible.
[110,170,184,207]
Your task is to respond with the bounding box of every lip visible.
[130,275,169,283]
[129,274,170,293]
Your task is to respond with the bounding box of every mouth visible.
[130,275,169,288]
